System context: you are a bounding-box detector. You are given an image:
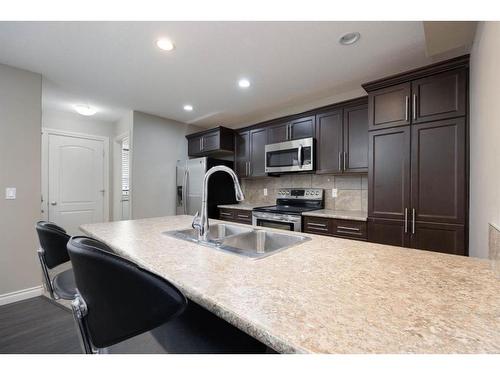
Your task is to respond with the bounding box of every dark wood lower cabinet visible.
[303,216,332,235]
[218,208,252,224]
[368,218,466,255]
[367,218,409,247]
[411,222,466,256]
[304,216,367,241]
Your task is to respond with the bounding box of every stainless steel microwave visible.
[265,137,314,173]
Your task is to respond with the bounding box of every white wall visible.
[43,109,115,138]
[469,21,500,258]
[130,111,199,219]
[0,63,42,297]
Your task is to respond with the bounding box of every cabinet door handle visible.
[307,222,327,228]
[248,162,251,175]
[343,152,347,171]
[237,214,249,218]
[337,226,360,232]
[338,152,342,171]
[200,138,203,151]
[220,212,232,217]
[405,95,409,121]
[404,208,408,233]
[412,208,416,234]
[413,94,417,120]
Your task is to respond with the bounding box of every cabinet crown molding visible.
[362,54,469,93]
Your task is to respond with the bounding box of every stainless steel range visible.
[252,188,323,232]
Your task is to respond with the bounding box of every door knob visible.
[50,201,57,206]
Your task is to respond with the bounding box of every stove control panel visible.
[277,188,323,200]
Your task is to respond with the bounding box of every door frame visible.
[113,131,132,221]
[41,128,110,223]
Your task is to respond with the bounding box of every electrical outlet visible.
[263,188,268,196]
[331,188,338,198]
[5,187,16,200]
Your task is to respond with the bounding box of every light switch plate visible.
[331,188,338,198]
[263,188,268,196]
[5,187,16,200]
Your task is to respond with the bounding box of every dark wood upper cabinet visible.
[343,103,368,173]
[411,118,465,224]
[368,126,411,221]
[187,135,203,156]
[368,82,411,131]
[186,126,234,157]
[249,127,268,177]
[267,122,289,144]
[267,116,315,144]
[412,68,466,124]
[411,222,465,255]
[202,131,220,152]
[315,109,343,174]
[234,130,250,178]
[289,116,315,140]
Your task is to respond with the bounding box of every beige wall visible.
[130,111,200,219]
[469,21,500,258]
[0,64,42,296]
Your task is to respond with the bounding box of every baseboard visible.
[0,285,44,306]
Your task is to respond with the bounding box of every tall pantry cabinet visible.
[362,55,469,255]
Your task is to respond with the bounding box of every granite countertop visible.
[302,209,368,221]
[217,202,268,211]
[81,216,500,354]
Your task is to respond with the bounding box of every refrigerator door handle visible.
[183,169,188,214]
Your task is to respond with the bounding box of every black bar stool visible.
[67,236,268,354]
[35,221,77,300]
[67,236,188,354]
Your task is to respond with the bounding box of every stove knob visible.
[316,191,319,195]
[305,191,310,195]
[286,191,290,195]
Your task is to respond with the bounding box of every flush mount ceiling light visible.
[183,104,193,111]
[74,104,97,116]
[238,78,251,88]
[156,38,175,51]
[339,32,361,46]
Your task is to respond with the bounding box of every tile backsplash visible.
[241,174,368,212]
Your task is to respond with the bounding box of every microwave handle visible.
[298,144,303,166]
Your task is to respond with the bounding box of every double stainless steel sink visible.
[164,223,310,259]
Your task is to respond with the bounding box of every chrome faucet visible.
[192,165,245,241]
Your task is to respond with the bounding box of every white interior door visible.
[48,134,105,235]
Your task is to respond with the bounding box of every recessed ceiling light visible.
[339,32,361,46]
[238,79,251,88]
[183,104,193,111]
[156,38,175,51]
[74,104,97,116]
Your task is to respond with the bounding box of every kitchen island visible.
[81,215,500,354]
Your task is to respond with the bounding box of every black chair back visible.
[35,221,70,268]
[67,236,187,350]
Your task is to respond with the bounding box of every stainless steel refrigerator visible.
[176,157,237,218]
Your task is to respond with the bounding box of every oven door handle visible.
[252,213,300,223]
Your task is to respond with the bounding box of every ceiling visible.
[0,21,446,127]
